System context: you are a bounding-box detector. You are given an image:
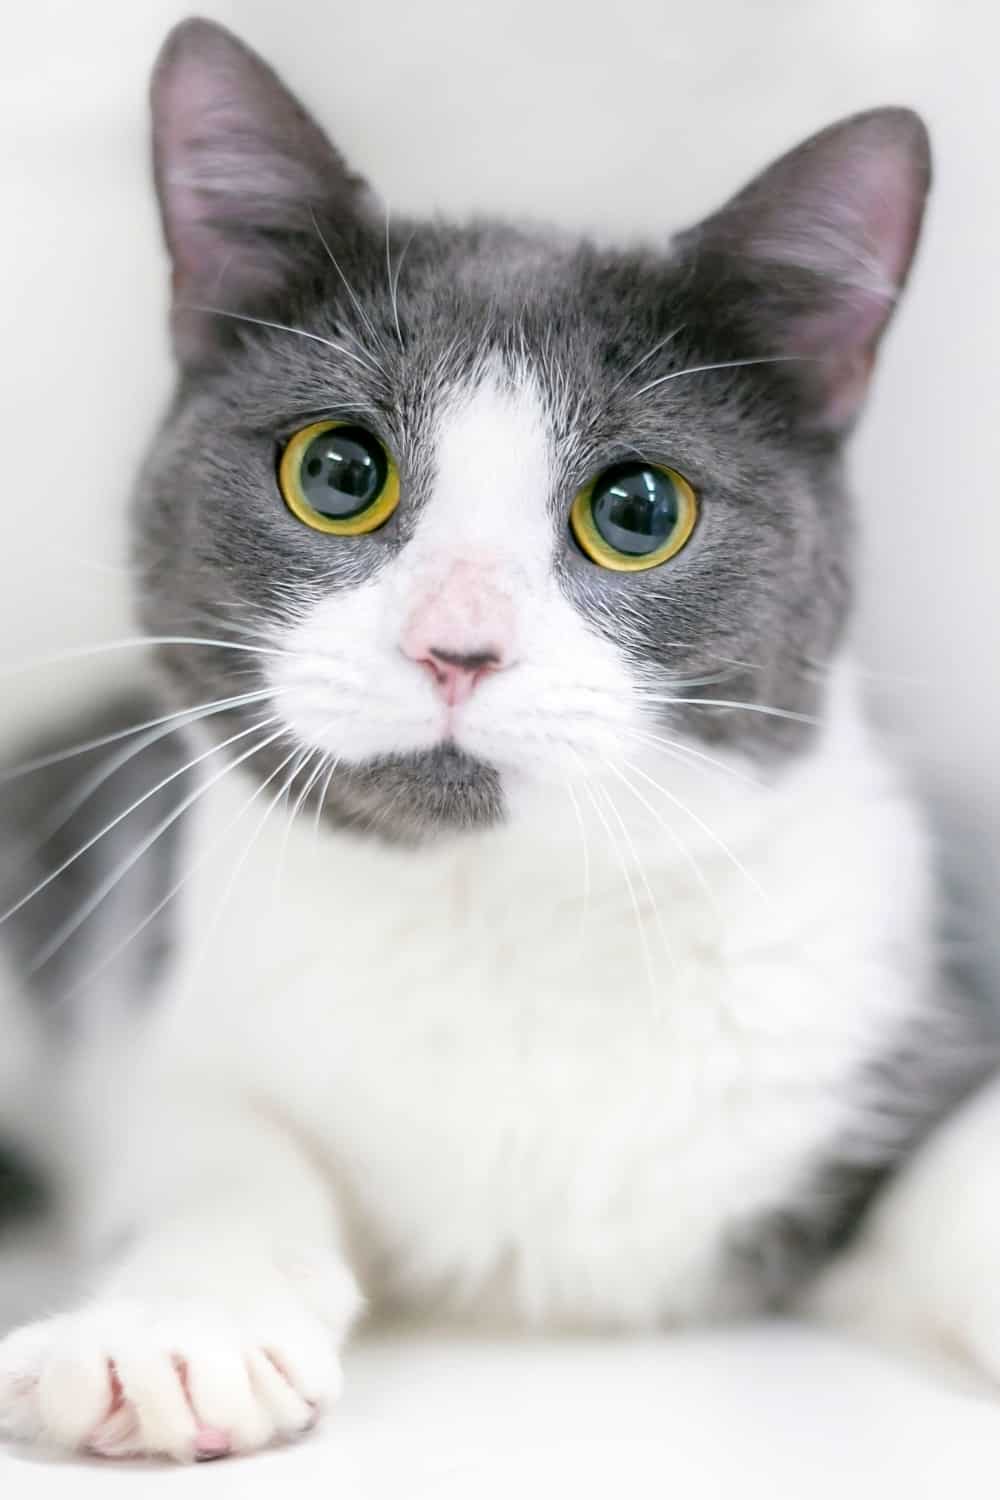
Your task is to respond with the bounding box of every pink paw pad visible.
[195,1425,232,1460]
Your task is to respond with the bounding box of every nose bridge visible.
[402,557,516,661]
[395,366,554,666]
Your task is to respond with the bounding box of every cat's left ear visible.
[675,108,930,431]
[151,18,368,366]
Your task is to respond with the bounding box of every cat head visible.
[135,17,929,841]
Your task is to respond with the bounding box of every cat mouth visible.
[320,742,504,842]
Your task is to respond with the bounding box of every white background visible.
[1,1,999,1492]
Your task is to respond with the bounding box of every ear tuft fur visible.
[677,108,931,430]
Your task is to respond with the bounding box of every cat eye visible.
[279,420,400,535]
[570,461,698,572]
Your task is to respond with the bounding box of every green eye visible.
[570,461,698,571]
[279,420,400,534]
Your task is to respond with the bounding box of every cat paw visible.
[0,1298,342,1461]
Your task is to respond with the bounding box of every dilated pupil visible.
[591,463,678,556]
[300,426,387,519]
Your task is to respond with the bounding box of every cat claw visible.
[0,1299,340,1462]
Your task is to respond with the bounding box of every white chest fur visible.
[142,680,931,1330]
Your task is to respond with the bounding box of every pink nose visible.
[414,646,502,707]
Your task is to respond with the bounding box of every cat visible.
[0,12,996,1465]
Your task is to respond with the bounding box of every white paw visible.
[0,1295,342,1462]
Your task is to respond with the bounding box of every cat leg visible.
[0,1095,361,1461]
[807,1077,1000,1386]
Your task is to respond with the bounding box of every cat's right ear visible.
[151,18,367,367]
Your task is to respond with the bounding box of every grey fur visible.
[0,693,192,1024]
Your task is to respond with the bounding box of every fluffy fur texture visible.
[0,15,995,1466]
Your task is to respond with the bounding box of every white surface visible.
[2,1324,1000,1498]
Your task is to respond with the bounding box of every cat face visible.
[135,19,929,840]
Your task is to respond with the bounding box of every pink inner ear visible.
[151,21,342,305]
[736,121,928,426]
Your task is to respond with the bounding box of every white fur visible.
[0,370,973,1459]
[277,370,639,779]
[809,1075,1000,1380]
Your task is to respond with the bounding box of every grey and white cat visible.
[0,14,997,1464]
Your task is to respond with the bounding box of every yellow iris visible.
[570,462,698,572]
[279,420,400,535]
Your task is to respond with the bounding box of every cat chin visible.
[319,743,505,843]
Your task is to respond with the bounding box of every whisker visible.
[622,725,763,789]
[0,715,283,931]
[25,722,289,976]
[19,692,284,871]
[272,741,324,902]
[602,756,718,916]
[632,354,809,400]
[390,227,416,340]
[384,204,404,351]
[0,688,276,788]
[569,749,657,998]
[177,304,381,377]
[0,635,291,680]
[188,741,312,990]
[313,755,340,839]
[57,733,302,1003]
[562,774,591,932]
[310,208,388,361]
[621,757,772,908]
[594,773,676,978]
[605,326,683,400]
[639,694,819,726]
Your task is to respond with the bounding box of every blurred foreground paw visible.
[0,1296,342,1462]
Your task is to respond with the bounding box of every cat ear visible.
[676,109,930,431]
[151,18,367,365]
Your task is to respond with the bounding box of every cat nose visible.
[412,645,504,707]
[400,560,516,706]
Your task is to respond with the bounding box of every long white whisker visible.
[313,754,340,840]
[0,689,275,788]
[622,757,772,908]
[291,745,333,831]
[0,635,291,680]
[594,774,676,978]
[310,208,388,361]
[632,354,808,400]
[384,204,404,351]
[639,695,818,726]
[23,692,283,865]
[26,723,288,976]
[57,735,302,1003]
[186,742,311,994]
[562,773,591,933]
[569,750,657,998]
[602,756,718,917]
[177,304,380,376]
[390,227,416,336]
[623,725,763,789]
[605,327,683,399]
[272,742,324,903]
[0,715,282,931]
